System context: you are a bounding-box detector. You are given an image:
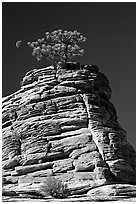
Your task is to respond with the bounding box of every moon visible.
[16,40,22,48]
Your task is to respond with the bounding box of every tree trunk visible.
[64,44,68,65]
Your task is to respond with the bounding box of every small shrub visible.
[40,176,69,199]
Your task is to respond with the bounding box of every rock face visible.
[2,62,136,201]
[87,184,136,201]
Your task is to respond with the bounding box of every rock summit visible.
[2,62,136,201]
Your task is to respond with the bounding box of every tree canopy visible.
[27,29,86,68]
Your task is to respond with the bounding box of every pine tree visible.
[27,29,86,69]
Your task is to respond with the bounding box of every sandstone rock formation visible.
[2,62,136,201]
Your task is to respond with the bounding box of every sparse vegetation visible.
[40,176,69,199]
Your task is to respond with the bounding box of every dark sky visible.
[2,2,136,149]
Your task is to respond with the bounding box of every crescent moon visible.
[16,40,22,48]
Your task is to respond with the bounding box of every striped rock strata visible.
[2,62,136,199]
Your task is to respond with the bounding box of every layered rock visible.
[2,62,136,200]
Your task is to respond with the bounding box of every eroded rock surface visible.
[2,62,136,201]
[87,184,136,201]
